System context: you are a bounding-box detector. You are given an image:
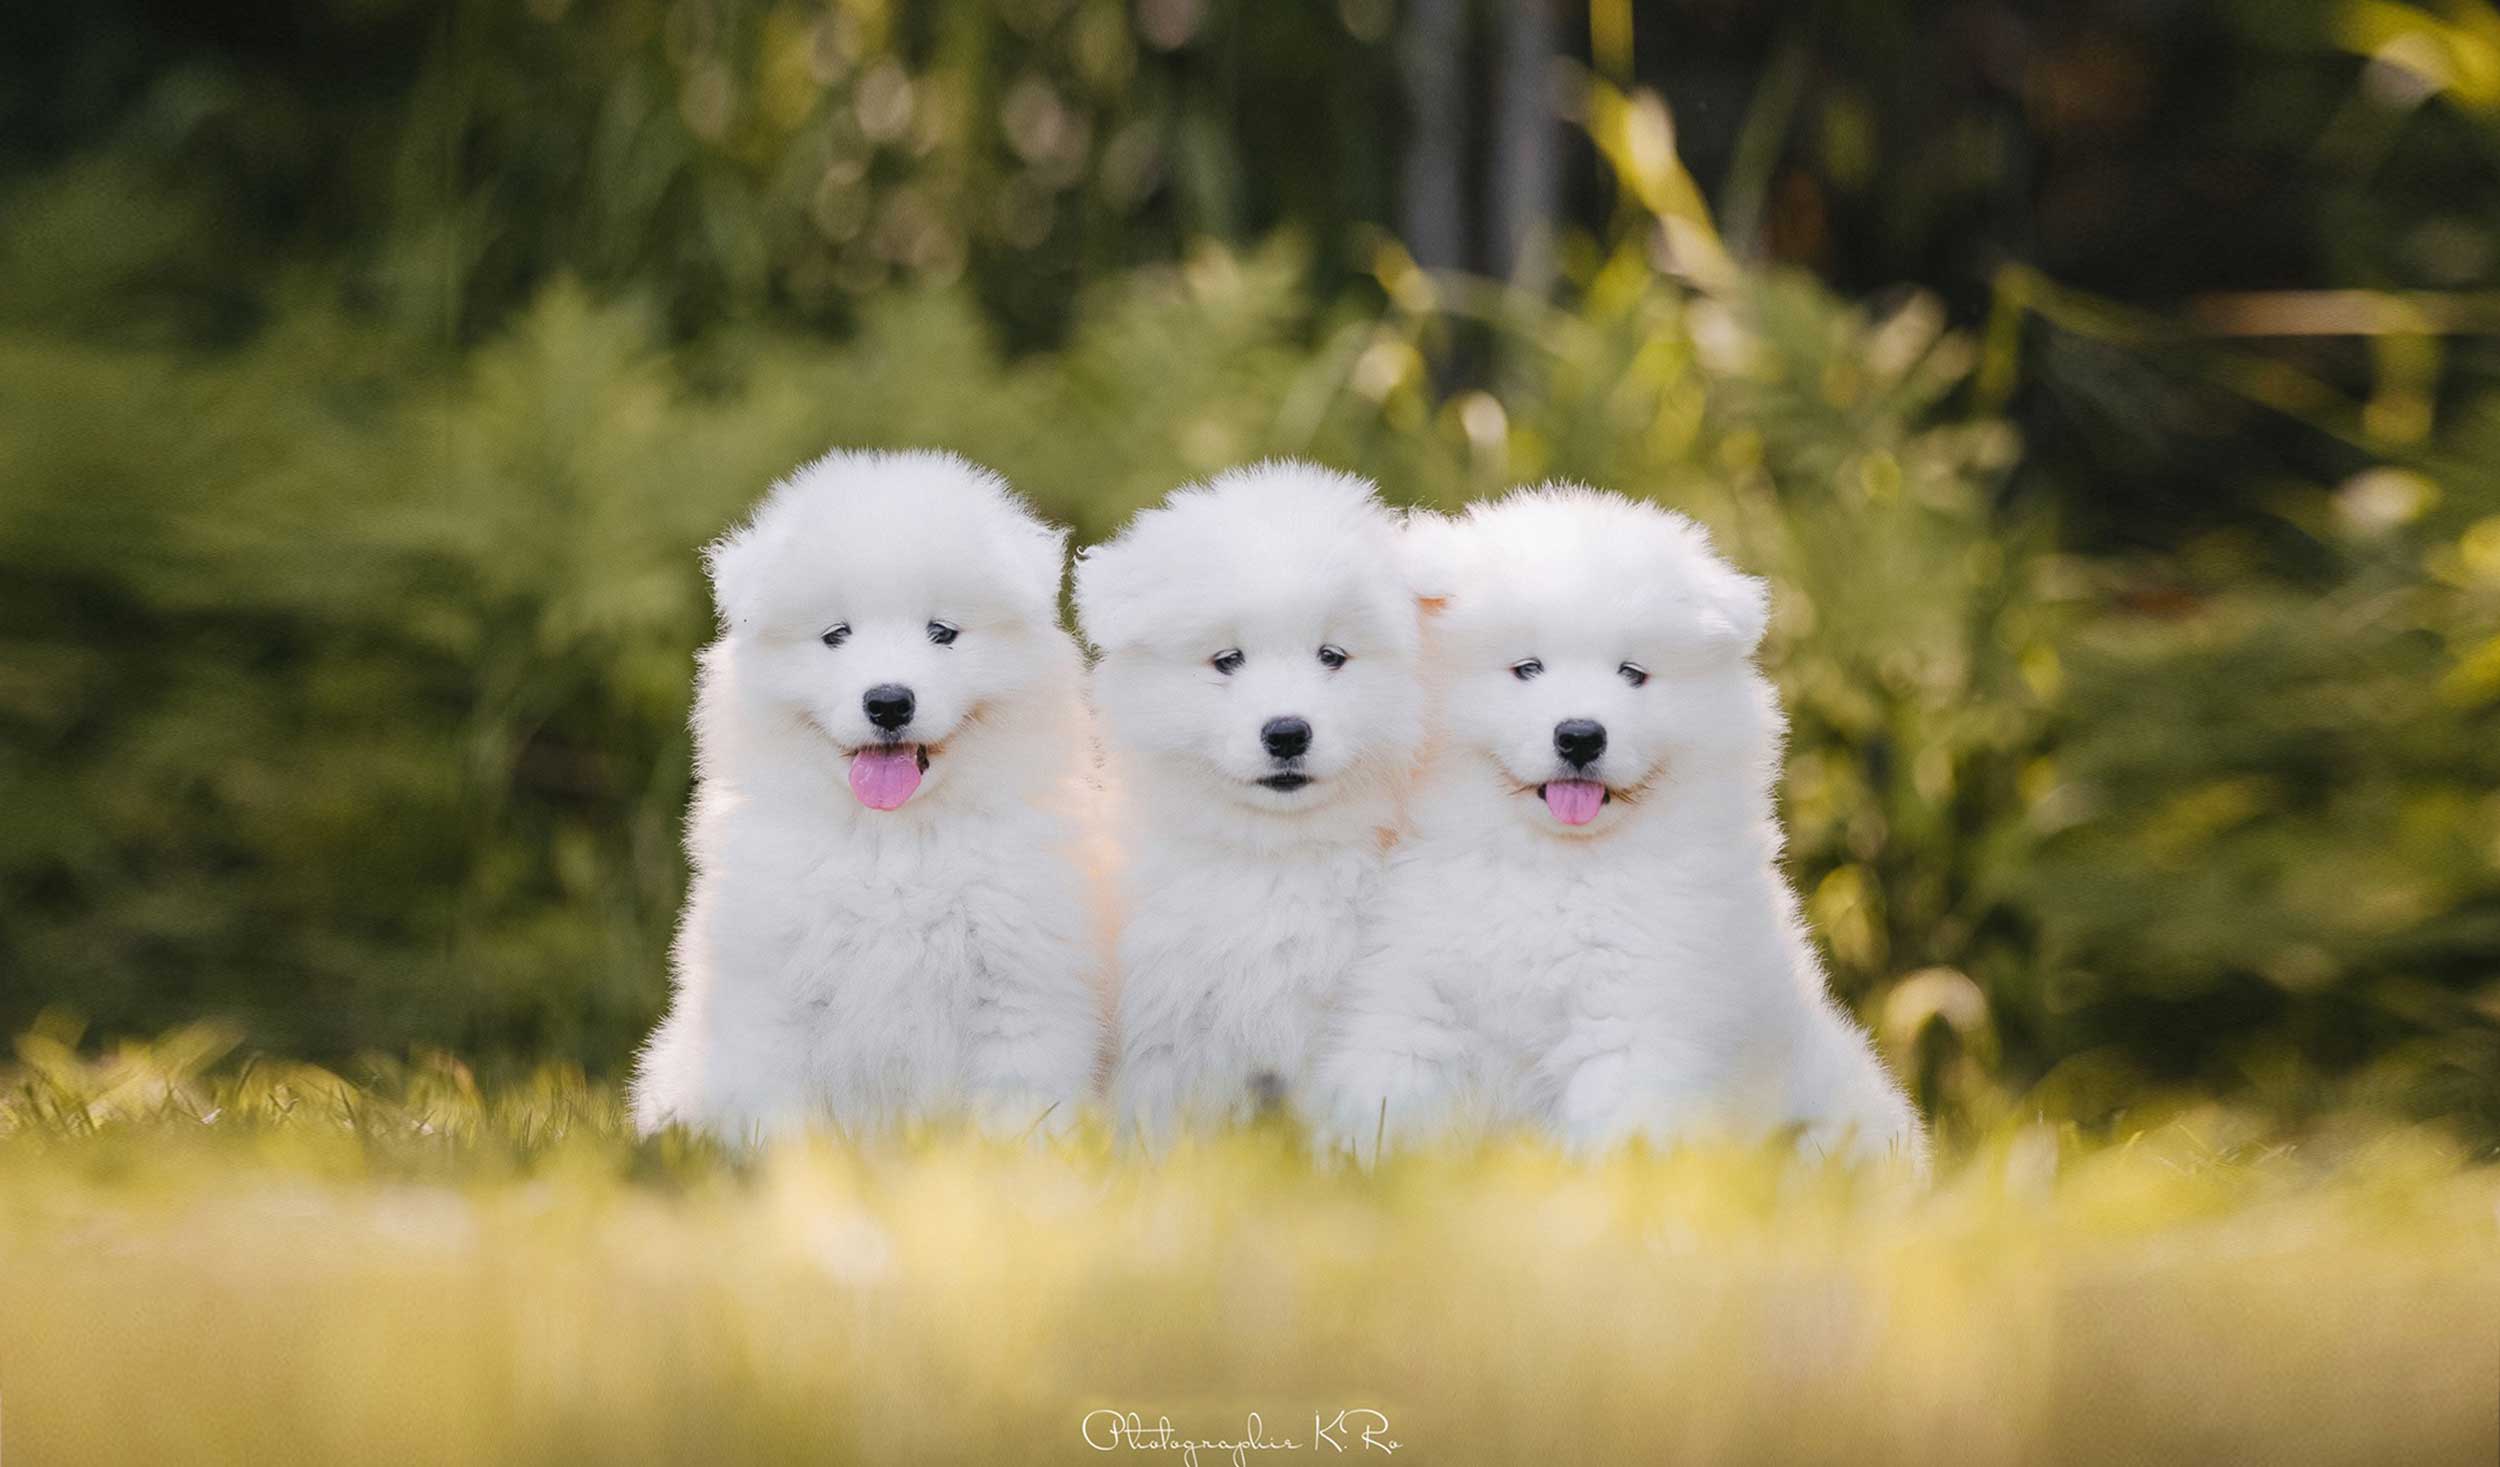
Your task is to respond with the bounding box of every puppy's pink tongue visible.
[1543,779,1605,826]
[848,746,924,810]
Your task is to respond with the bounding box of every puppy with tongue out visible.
[1312,485,1927,1170]
[846,701,931,810]
[630,450,1108,1143]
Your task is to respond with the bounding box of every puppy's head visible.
[1418,484,1775,840]
[704,450,1069,811]
[1076,462,1423,818]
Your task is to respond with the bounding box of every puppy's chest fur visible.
[1118,839,1378,1089]
[725,805,1085,1048]
[1385,834,1753,1047]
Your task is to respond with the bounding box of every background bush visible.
[3,0,2496,1145]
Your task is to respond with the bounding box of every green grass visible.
[2,1026,2495,1465]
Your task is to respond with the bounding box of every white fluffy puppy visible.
[1077,463,1423,1147]
[632,450,1106,1141]
[1313,485,1924,1166]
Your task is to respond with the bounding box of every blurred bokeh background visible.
[3,0,2496,1148]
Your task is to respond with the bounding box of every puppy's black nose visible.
[863,683,916,732]
[1261,716,1312,761]
[1554,718,1606,768]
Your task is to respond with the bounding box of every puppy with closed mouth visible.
[631,450,1106,1141]
[1313,485,1925,1167]
[1078,462,1423,1147]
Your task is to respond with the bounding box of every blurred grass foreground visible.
[2,1028,2496,1465]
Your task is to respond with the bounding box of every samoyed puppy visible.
[1312,485,1925,1167]
[1077,462,1424,1147]
[631,450,1107,1141]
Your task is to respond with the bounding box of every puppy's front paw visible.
[1110,1055,1187,1151]
[1310,1054,1454,1166]
[1791,1115,1926,1172]
[1556,1055,1707,1157]
[971,1091,1082,1144]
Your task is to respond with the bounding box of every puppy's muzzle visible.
[1553,718,1606,770]
[864,683,916,733]
[1260,716,1312,761]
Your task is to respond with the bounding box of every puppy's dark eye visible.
[927,620,960,646]
[1510,658,1543,682]
[1211,649,1246,675]
[821,623,850,648]
[1618,661,1648,688]
[1317,644,1348,670]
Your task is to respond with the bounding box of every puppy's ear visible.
[1070,537,1143,652]
[995,516,1072,618]
[1695,563,1772,656]
[1398,509,1465,611]
[701,520,771,634]
[1655,507,1770,656]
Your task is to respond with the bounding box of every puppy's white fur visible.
[1079,463,1422,1146]
[1313,485,1924,1166]
[632,450,1106,1140]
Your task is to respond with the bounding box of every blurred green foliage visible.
[3,0,2497,1142]
[0,0,1389,347]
